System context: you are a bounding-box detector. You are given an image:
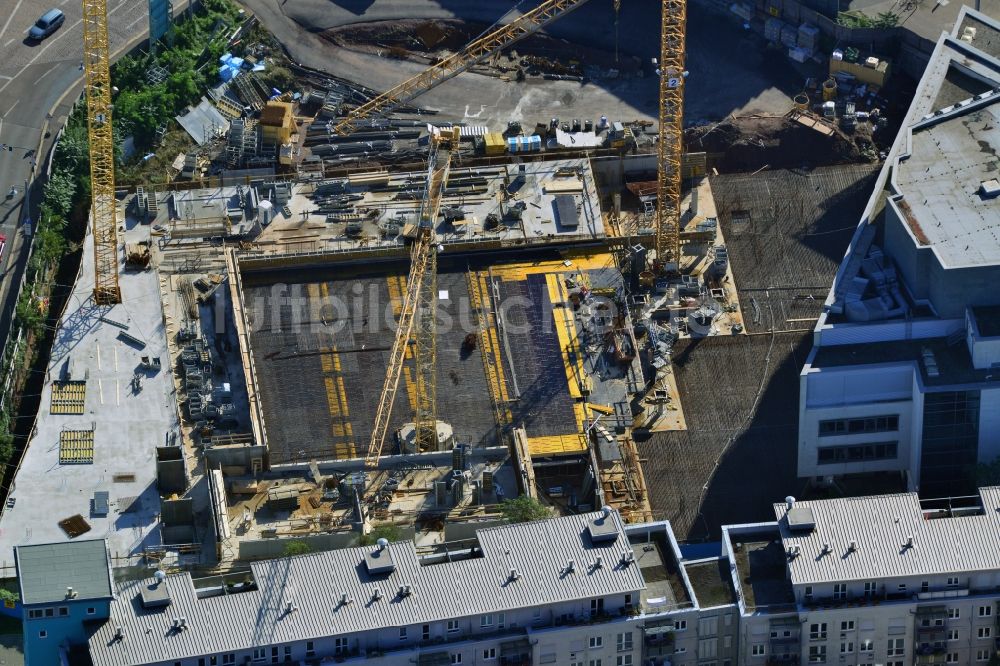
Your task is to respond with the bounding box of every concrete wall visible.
[979,387,1000,464]
[237,526,417,560]
[204,443,267,470]
[443,520,506,542]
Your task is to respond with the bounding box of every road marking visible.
[125,14,145,31]
[0,0,25,47]
[35,64,57,84]
[2,99,18,118]
[2,39,14,48]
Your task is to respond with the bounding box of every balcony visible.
[767,656,800,666]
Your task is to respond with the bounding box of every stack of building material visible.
[764,17,784,42]
[779,24,798,48]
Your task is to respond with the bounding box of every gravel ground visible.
[238,0,803,129]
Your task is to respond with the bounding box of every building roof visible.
[774,487,1000,586]
[88,511,645,666]
[15,539,113,605]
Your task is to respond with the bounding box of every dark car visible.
[28,9,65,41]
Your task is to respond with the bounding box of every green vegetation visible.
[359,524,402,546]
[836,10,900,28]
[111,0,243,150]
[500,495,552,523]
[283,540,313,556]
[0,0,246,470]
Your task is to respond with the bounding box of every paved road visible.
[0,0,148,359]
[240,0,802,129]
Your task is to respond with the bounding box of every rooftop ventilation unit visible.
[508,568,520,582]
[621,551,635,566]
[785,496,795,510]
[114,627,124,640]
[904,535,914,549]
[820,543,831,555]
[586,507,619,544]
[340,593,353,606]
[398,585,412,598]
[593,556,603,570]
[372,588,382,602]
[364,538,396,575]
[286,601,298,613]
[565,559,576,574]
[67,586,77,599]
[787,545,801,559]
[848,540,858,553]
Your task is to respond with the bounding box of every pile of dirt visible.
[322,19,642,75]
[685,115,878,173]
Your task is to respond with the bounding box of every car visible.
[28,9,65,41]
[0,234,7,260]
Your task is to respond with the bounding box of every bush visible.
[500,495,551,523]
[283,540,312,556]
[359,524,401,546]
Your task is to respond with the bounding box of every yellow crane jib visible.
[83,0,121,305]
[365,145,453,467]
[655,0,688,271]
[332,0,595,136]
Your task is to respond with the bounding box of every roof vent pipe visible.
[372,588,382,602]
[566,559,576,574]
[341,593,353,606]
[848,540,858,553]
[509,568,520,582]
[115,626,124,640]
[821,542,830,555]
[376,538,389,552]
[785,496,796,511]
[67,586,77,599]
[594,556,603,569]
[905,535,914,549]
[601,505,612,519]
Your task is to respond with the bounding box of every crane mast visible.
[332,0,595,136]
[366,142,452,467]
[655,0,687,269]
[82,0,121,304]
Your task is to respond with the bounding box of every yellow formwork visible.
[319,282,357,459]
[51,381,87,415]
[59,429,95,464]
[527,433,589,456]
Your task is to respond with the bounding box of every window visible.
[921,581,929,593]
[947,629,958,641]
[840,642,853,654]
[948,608,960,619]
[809,623,828,640]
[590,660,603,666]
[616,658,632,666]
[482,648,496,660]
[480,615,494,629]
[624,593,632,607]
[751,644,765,656]
[804,585,813,600]
[978,649,991,661]
[38,630,47,639]
[271,646,278,664]
[947,577,960,587]
[447,619,460,633]
[44,608,53,617]
[498,613,505,629]
[675,619,687,631]
[27,610,42,619]
[223,656,236,665]
[450,655,462,665]
[863,581,877,596]
[980,605,993,617]
[305,641,314,658]
[253,648,266,661]
[808,645,827,663]
[334,637,348,655]
[56,607,67,617]
[833,583,847,600]
[840,620,854,632]
[591,598,605,616]
[674,647,686,654]
[86,607,96,615]
[978,627,992,639]
[818,415,899,437]
[589,636,603,649]
[616,632,633,652]
[897,583,907,593]
[399,627,408,641]
[422,624,430,640]
[860,639,873,651]
[946,654,959,664]
[210,658,217,666]
[887,638,904,657]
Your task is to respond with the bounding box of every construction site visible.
[0,0,927,577]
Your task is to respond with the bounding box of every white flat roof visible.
[0,218,177,563]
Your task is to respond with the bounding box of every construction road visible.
[239,0,803,128]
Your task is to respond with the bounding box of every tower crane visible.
[332,0,596,137]
[366,133,454,467]
[654,0,687,269]
[82,0,121,304]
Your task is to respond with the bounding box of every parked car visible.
[28,9,65,41]
[0,234,7,260]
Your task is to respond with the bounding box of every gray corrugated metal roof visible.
[89,511,645,666]
[775,487,1000,586]
[15,539,112,605]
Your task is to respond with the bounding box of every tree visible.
[14,291,43,334]
[874,11,900,27]
[500,495,551,523]
[359,524,402,546]
[42,170,76,220]
[283,540,312,556]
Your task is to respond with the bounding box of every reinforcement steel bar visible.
[332,0,595,136]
